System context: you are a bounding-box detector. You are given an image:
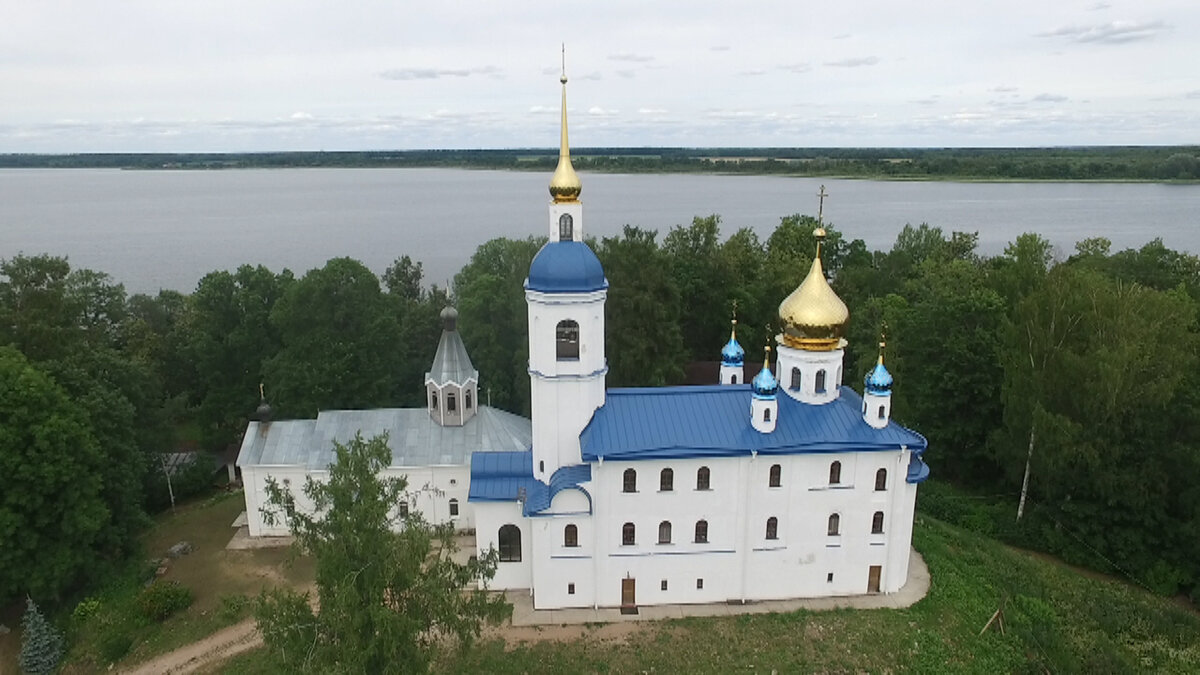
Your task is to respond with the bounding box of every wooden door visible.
[621,578,636,607]
[867,565,882,593]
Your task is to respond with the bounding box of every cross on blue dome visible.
[865,360,893,395]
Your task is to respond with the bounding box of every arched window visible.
[875,468,887,491]
[731,374,738,384]
[696,466,711,490]
[658,520,672,544]
[878,405,886,420]
[660,468,674,492]
[763,407,771,422]
[815,369,827,393]
[430,393,438,409]
[694,520,708,543]
[769,464,782,488]
[447,393,457,412]
[827,513,840,536]
[564,523,579,547]
[623,468,637,493]
[791,367,801,391]
[465,390,473,410]
[498,524,522,562]
[622,522,636,546]
[766,516,779,540]
[449,498,459,517]
[829,461,842,485]
[556,319,580,360]
[558,213,573,241]
[872,511,885,534]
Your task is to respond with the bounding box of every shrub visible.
[98,631,134,663]
[71,596,102,622]
[219,593,252,621]
[136,581,193,621]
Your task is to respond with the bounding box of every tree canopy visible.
[255,433,508,672]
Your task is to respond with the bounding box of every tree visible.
[0,347,108,603]
[19,597,64,675]
[265,258,401,418]
[662,215,731,361]
[454,237,543,414]
[186,264,292,446]
[255,433,508,673]
[596,226,687,386]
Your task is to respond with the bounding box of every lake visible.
[1,168,1197,295]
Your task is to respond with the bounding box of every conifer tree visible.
[19,597,64,675]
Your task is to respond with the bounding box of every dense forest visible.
[1,212,1198,617]
[2,145,1199,180]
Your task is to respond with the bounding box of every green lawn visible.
[56,491,313,673]
[220,515,1200,674]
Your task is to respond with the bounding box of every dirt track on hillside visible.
[119,619,261,675]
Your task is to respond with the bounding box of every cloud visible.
[1088,2,1111,10]
[740,69,768,76]
[991,85,1019,93]
[578,71,603,81]
[710,45,731,52]
[1185,90,1200,99]
[780,63,812,74]
[1038,20,1169,44]
[637,108,667,115]
[290,111,313,121]
[913,97,939,106]
[588,106,618,116]
[824,56,879,67]
[832,33,852,40]
[615,70,636,79]
[608,53,654,63]
[1032,93,1068,103]
[379,65,502,81]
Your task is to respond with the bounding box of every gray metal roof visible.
[425,327,478,386]
[237,405,531,470]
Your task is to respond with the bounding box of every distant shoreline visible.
[2,146,1198,183]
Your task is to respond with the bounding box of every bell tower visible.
[525,55,608,479]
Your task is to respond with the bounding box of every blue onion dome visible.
[751,347,778,397]
[865,357,893,395]
[721,322,745,366]
[526,241,608,293]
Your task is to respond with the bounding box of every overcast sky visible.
[2,1,1198,152]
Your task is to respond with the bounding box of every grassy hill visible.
[217,514,1200,674]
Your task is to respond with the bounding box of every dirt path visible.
[119,619,261,675]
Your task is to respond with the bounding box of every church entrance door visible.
[867,565,882,593]
[621,578,637,613]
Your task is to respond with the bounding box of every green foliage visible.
[19,597,64,675]
[96,631,133,663]
[454,237,543,414]
[218,593,252,622]
[136,581,194,622]
[0,347,111,603]
[71,597,102,622]
[143,451,216,512]
[264,258,402,418]
[256,433,509,673]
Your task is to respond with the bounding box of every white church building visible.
[236,70,930,612]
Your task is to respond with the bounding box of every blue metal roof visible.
[525,241,608,293]
[468,450,593,516]
[579,384,928,462]
[907,453,930,484]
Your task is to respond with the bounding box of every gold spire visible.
[778,226,849,351]
[549,45,582,203]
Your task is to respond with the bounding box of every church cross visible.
[817,185,828,224]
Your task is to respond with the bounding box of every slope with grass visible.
[218,515,1200,674]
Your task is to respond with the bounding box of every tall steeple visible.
[549,46,582,205]
[525,50,608,478]
[863,333,893,429]
[719,308,746,385]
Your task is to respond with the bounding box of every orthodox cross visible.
[817,184,828,224]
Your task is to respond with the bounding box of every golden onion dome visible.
[549,72,582,203]
[778,228,849,351]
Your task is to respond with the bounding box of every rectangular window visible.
[696,578,704,590]
[827,573,834,583]
[447,393,456,412]
[568,583,576,595]
[660,579,668,591]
